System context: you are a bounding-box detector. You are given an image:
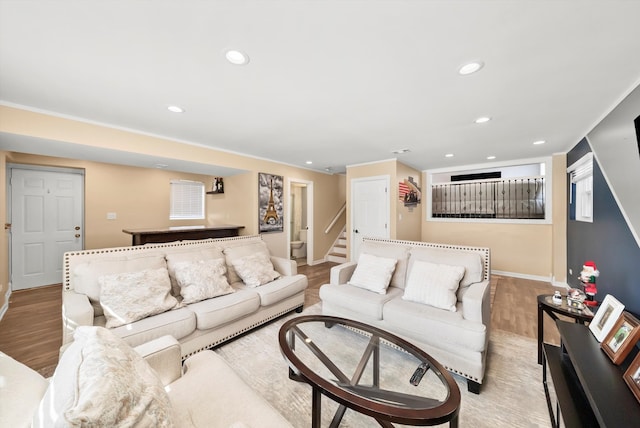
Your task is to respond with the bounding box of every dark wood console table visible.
[542,320,640,427]
[123,225,244,246]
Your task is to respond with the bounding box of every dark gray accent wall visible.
[567,138,640,315]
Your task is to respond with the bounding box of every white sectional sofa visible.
[1,327,294,427]
[62,235,308,358]
[319,237,491,393]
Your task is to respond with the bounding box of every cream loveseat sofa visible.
[1,326,294,427]
[62,235,308,358]
[319,238,491,393]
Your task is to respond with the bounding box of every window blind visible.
[170,180,205,220]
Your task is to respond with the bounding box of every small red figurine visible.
[579,261,599,306]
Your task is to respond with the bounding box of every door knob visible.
[75,226,81,230]
[354,229,359,233]
[75,234,81,238]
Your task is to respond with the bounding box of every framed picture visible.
[258,172,284,233]
[601,312,640,365]
[589,294,625,342]
[623,352,640,403]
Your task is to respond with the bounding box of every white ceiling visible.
[1,0,640,175]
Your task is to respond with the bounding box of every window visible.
[427,159,550,223]
[568,153,593,222]
[170,180,205,220]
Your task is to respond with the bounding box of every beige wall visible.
[0,152,7,312]
[422,156,567,281]
[0,107,345,312]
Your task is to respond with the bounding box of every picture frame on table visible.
[589,294,625,342]
[623,352,640,404]
[601,311,640,365]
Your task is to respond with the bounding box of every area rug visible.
[215,304,550,427]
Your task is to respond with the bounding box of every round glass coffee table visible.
[278,315,460,427]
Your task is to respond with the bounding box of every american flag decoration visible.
[399,177,421,206]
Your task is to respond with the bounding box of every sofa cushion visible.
[319,284,403,321]
[409,247,483,288]
[348,253,398,294]
[223,240,272,284]
[95,306,196,347]
[99,267,179,328]
[230,252,281,287]
[402,261,465,311]
[165,248,226,296]
[34,326,173,427]
[359,241,411,289]
[0,352,48,428]
[188,289,261,330]
[383,298,487,353]
[73,254,168,316]
[173,258,235,304]
[234,274,308,306]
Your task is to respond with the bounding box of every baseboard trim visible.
[0,285,11,322]
[491,269,553,283]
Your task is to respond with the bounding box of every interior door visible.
[351,176,390,260]
[10,167,84,290]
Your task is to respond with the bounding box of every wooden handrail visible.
[325,202,346,234]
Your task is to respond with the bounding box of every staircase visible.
[326,229,348,264]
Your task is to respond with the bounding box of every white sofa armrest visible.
[461,280,491,325]
[271,256,297,276]
[134,335,182,386]
[62,290,94,345]
[330,261,358,285]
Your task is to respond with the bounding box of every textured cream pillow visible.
[223,241,271,284]
[348,253,398,294]
[165,248,225,296]
[230,252,280,287]
[402,261,466,311]
[33,326,173,427]
[173,258,235,304]
[99,267,178,328]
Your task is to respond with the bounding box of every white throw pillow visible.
[230,252,280,287]
[173,258,235,304]
[223,241,272,284]
[33,326,173,427]
[402,261,466,311]
[99,267,178,328]
[348,253,398,294]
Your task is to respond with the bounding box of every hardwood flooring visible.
[0,262,561,376]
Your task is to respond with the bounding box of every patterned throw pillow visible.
[173,258,235,304]
[99,267,178,328]
[402,261,466,311]
[230,252,280,287]
[347,253,398,294]
[33,326,173,427]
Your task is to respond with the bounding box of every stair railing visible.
[325,202,346,234]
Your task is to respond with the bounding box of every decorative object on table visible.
[623,352,640,403]
[601,311,640,365]
[566,287,586,310]
[552,290,562,305]
[589,294,625,342]
[210,177,224,194]
[579,260,599,306]
[258,172,283,233]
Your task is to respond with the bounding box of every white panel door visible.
[11,168,84,290]
[351,176,390,260]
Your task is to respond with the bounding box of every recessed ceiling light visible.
[305,161,313,165]
[474,116,491,124]
[392,148,411,154]
[154,163,169,169]
[167,105,184,113]
[533,140,546,145]
[459,61,484,75]
[487,155,496,160]
[225,50,249,65]
[445,153,454,158]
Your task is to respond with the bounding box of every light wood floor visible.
[0,262,563,375]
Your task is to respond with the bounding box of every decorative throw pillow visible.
[33,326,173,427]
[230,252,280,287]
[99,267,178,328]
[165,248,225,297]
[172,258,235,304]
[347,253,398,294]
[402,261,466,311]
[223,240,272,284]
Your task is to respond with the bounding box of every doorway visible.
[350,175,390,260]
[288,178,313,266]
[8,165,84,290]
